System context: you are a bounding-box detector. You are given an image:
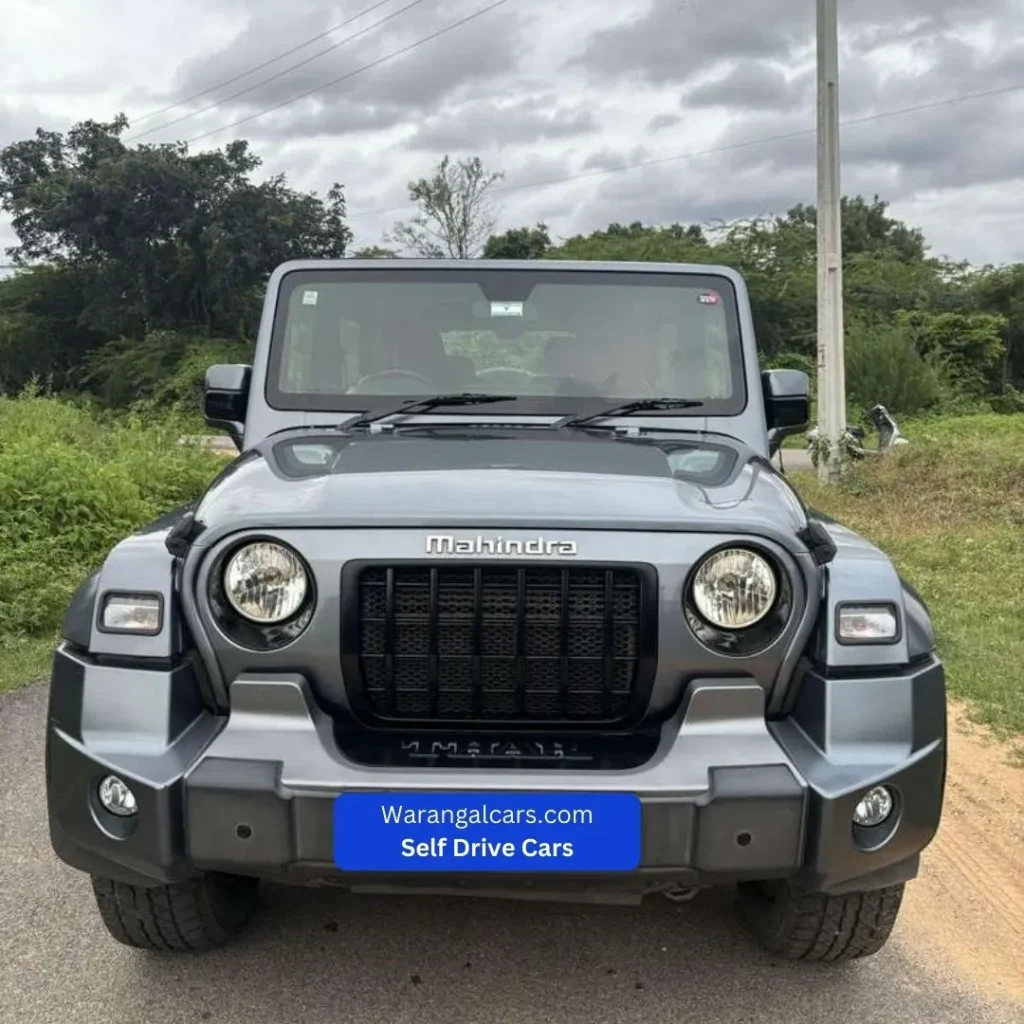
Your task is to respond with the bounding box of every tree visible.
[900,310,1007,398]
[387,155,503,258]
[969,264,1024,389]
[781,195,928,264]
[0,117,352,338]
[350,244,399,258]
[0,263,106,393]
[483,223,551,260]
[552,222,712,264]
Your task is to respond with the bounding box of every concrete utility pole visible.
[816,0,846,483]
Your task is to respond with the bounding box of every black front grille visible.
[343,564,656,726]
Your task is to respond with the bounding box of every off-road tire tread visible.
[739,882,905,962]
[91,874,258,952]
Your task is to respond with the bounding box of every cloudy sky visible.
[2,0,1023,265]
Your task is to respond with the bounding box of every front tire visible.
[738,880,905,962]
[90,873,259,952]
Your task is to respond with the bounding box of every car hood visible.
[190,427,810,549]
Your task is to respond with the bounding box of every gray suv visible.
[46,260,946,961]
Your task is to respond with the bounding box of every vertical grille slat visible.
[384,568,396,714]
[602,568,615,719]
[559,568,571,719]
[352,563,650,726]
[472,568,483,718]
[515,567,527,717]
[428,567,439,719]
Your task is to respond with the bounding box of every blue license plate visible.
[333,792,642,872]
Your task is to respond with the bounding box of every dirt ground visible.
[899,703,1024,1003]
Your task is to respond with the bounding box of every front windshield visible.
[266,267,747,416]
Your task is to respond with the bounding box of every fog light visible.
[853,786,893,828]
[98,775,138,817]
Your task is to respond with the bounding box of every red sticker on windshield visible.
[698,291,720,305]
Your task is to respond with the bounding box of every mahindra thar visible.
[46,260,946,961]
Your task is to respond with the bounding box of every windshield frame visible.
[263,266,749,418]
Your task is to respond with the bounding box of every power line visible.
[127,0,400,129]
[2,77,1021,203]
[184,0,509,145]
[345,80,1024,221]
[128,0,433,142]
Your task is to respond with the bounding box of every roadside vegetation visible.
[794,414,1024,739]
[0,390,223,693]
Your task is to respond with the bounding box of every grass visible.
[792,413,1024,739]
[0,634,55,695]
[0,392,224,694]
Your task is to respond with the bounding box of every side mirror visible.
[203,364,251,451]
[762,369,810,456]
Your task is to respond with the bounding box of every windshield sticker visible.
[302,289,319,306]
[698,291,720,305]
[490,300,524,317]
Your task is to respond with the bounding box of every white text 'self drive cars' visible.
[46,261,946,960]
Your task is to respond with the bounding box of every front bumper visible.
[46,646,946,895]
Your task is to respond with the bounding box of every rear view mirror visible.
[203,364,251,451]
[762,369,810,456]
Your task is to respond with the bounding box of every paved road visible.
[1,684,1016,1024]
[773,447,814,473]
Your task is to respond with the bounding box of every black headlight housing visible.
[207,538,316,651]
[683,545,793,656]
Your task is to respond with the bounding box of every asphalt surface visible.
[1,683,1018,1024]
[772,447,814,472]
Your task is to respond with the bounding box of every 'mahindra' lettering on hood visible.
[426,535,578,557]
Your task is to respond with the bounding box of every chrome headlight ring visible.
[685,545,792,656]
[208,538,316,650]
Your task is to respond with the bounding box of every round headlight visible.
[691,548,777,629]
[223,542,308,623]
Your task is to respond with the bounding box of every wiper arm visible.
[557,398,704,429]
[345,393,511,430]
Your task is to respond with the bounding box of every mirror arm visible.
[766,422,806,457]
[205,410,244,451]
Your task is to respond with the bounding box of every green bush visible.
[80,330,252,413]
[844,319,951,415]
[899,310,1007,399]
[989,384,1024,415]
[0,389,222,638]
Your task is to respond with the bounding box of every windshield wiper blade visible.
[556,398,705,429]
[345,393,511,430]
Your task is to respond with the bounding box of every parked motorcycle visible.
[869,404,910,453]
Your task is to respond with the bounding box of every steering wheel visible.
[474,367,538,390]
[346,369,436,395]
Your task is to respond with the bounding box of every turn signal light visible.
[837,604,898,644]
[100,593,162,635]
